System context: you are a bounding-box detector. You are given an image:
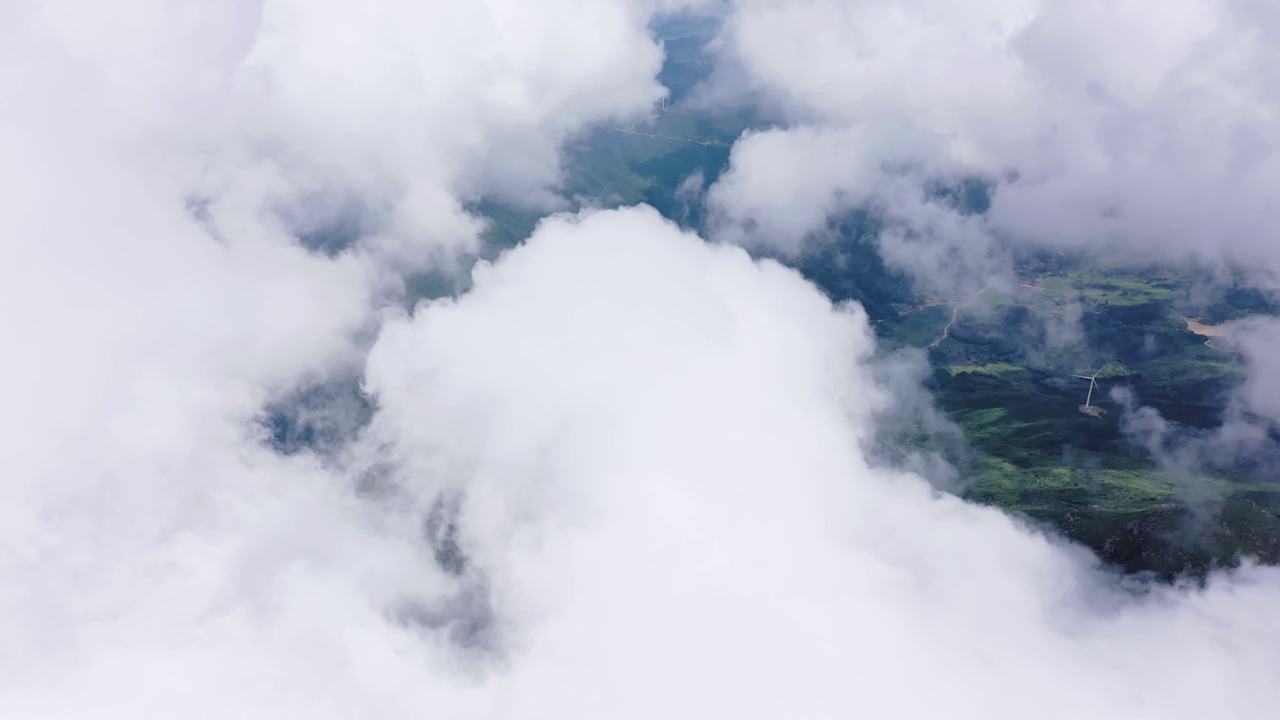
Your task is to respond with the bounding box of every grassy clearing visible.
[947,362,1026,377]
[964,457,1280,577]
[1041,269,1180,306]
[967,457,1176,514]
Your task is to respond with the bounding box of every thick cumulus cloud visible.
[6,1,1280,718]
[0,0,690,505]
[367,209,1280,719]
[707,0,1280,288]
[32,204,1280,717]
[360,210,1280,720]
[219,0,684,266]
[3,0,670,715]
[10,0,684,272]
[10,186,1280,715]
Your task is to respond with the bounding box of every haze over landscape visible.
[4,1,1280,717]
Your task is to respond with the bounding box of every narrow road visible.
[928,305,963,349]
[927,289,989,349]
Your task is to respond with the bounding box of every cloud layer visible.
[10,193,1280,716]
[4,1,1280,718]
[708,0,1280,288]
[362,207,1280,718]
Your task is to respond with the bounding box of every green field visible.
[895,264,1280,577]
[966,457,1280,578]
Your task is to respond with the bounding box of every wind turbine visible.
[1072,365,1108,417]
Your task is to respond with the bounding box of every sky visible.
[2,1,1279,718]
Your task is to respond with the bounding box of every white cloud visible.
[707,122,1010,296]
[363,207,1280,717]
[218,0,680,262]
[8,0,683,271]
[7,155,1280,716]
[707,0,1280,281]
[1227,316,1280,425]
[5,1,1280,717]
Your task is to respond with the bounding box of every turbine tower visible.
[1072,365,1108,417]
